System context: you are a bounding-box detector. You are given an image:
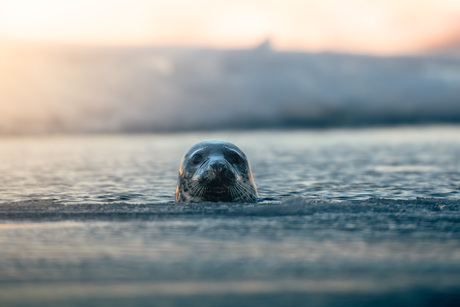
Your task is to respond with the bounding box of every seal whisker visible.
[229,184,243,201]
[235,181,254,195]
[191,183,204,197]
[189,182,206,199]
[189,182,200,194]
[229,185,238,201]
[234,181,257,201]
[233,186,246,202]
[199,185,207,198]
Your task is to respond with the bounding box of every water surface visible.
[0,126,459,306]
[1,126,459,203]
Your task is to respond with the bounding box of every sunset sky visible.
[1,0,460,54]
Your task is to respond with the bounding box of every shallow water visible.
[1,126,459,203]
[1,126,460,306]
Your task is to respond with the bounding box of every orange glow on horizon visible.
[0,0,460,54]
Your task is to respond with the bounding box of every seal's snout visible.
[210,161,225,174]
[206,160,234,183]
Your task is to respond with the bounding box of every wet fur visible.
[175,141,258,203]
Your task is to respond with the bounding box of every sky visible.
[1,0,460,54]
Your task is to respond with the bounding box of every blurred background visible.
[1,0,460,134]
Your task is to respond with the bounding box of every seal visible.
[175,141,258,203]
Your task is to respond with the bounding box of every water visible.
[1,126,460,306]
[1,126,459,203]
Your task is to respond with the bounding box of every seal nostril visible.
[210,162,225,174]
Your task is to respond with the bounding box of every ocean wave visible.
[1,45,460,133]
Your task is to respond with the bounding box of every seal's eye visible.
[191,153,203,164]
[227,152,244,165]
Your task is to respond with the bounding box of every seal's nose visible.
[210,161,225,174]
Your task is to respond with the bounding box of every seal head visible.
[175,141,258,203]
